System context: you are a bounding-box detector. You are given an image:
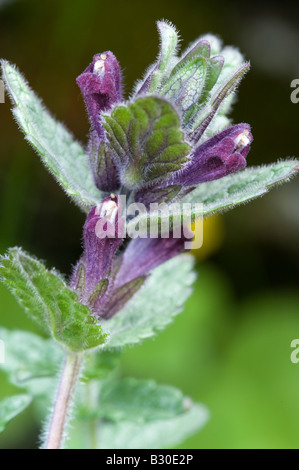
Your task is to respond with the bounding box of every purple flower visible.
[77,52,122,137]
[71,196,191,319]
[175,123,251,184]
[135,123,252,205]
[77,52,123,192]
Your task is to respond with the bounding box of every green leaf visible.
[103,96,190,189]
[160,56,208,119]
[77,378,208,449]
[97,402,209,449]
[197,55,224,107]
[133,21,179,96]
[126,161,299,234]
[0,327,62,397]
[94,378,186,423]
[216,45,246,91]
[171,39,211,74]
[148,21,179,92]
[83,350,122,381]
[1,60,101,211]
[0,248,108,352]
[102,255,196,348]
[182,160,299,216]
[190,62,250,141]
[194,38,245,122]
[173,37,246,139]
[158,40,225,126]
[0,395,32,433]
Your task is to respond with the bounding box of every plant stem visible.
[45,352,83,449]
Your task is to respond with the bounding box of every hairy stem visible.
[45,352,83,449]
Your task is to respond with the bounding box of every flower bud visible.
[77,52,123,192]
[76,52,123,137]
[70,195,124,310]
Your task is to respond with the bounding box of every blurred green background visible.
[1,0,299,449]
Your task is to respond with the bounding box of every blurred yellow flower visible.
[191,215,224,261]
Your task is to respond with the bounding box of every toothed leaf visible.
[103,96,190,189]
[91,378,186,423]
[160,56,208,122]
[0,328,62,397]
[96,401,209,449]
[1,60,101,211]
[102,255,195,348]
[183,160,299,215]
[126,161,299,235]
[173,40,211,71]
[0,248,108,352]
[0,395,32,433]
[137,21,179,94]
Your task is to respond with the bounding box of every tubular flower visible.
[70,195,191,319]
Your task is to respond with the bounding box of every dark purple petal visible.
[77,51,123,137]
[83,209,122,295]
[114,231,193,288]
[70,195,124,307]
[171,123,252,186]
[77,52,123,192]
[100,276,147,319]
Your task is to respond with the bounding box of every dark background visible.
[1,0,299,449]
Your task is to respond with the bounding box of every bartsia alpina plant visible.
[0,20,298,450]
[71,29,252,319]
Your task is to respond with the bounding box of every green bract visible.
[148,21,179,93]
[103,96,190,189]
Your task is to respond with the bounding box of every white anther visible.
[93,60,105,75]
[100,200,118,223]
[234,129,250,149]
